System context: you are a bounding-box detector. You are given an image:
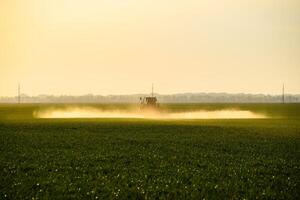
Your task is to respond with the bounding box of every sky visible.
[0,0,299,96]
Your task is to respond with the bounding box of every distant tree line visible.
[1,93,300,103]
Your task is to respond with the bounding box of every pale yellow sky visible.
[1,0,299,96]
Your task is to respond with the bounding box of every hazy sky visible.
[1,0,299,96]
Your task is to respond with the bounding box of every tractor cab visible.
[140,96,159,109]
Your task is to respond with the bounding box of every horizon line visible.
[1,92,300,98]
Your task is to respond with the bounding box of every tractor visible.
[140,85,159,109]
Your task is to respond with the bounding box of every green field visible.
[0,104,300,199]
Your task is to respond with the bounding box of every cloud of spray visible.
[34,106,267,119]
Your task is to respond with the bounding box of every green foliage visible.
[0,104,299,199]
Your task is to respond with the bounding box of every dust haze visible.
[34,106,267,119]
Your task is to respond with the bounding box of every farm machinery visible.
[140,85,159,110]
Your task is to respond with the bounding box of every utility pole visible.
[151,83,154,97]
[282,83,285,104]
[18,83,21,104]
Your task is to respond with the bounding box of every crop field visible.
[0,103,300,199]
